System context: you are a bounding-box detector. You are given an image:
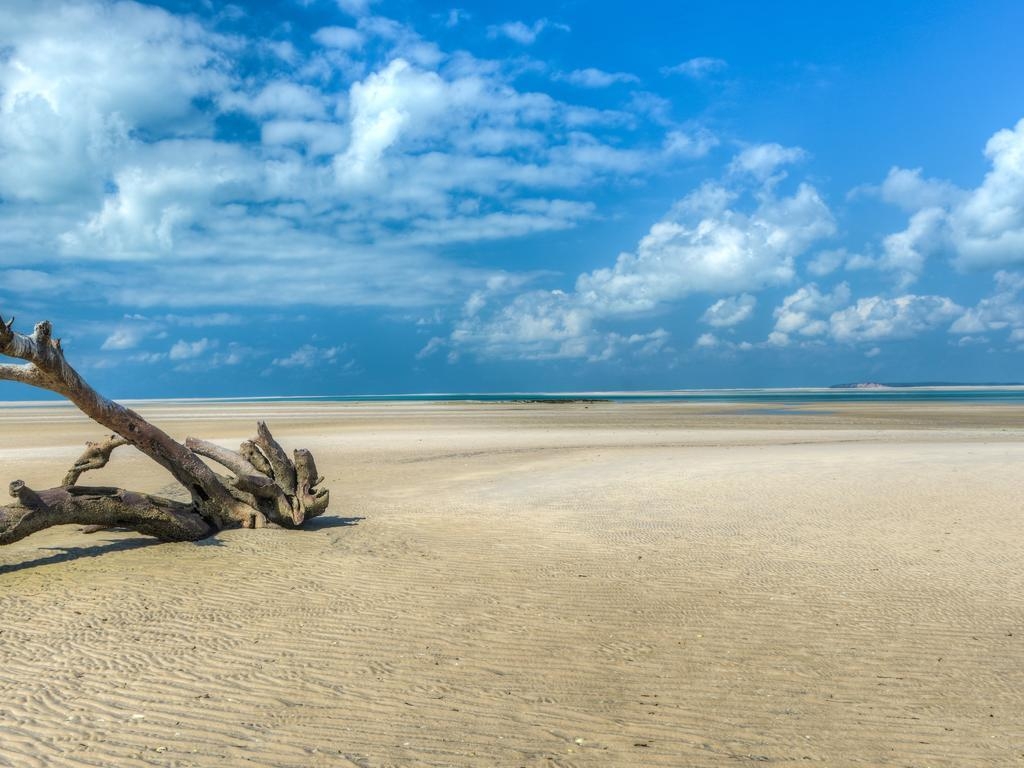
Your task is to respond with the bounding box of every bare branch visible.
[240,440,274,477]
[1,485,212,545]
[63,435,130,487]
[9,480,46,510]
[185,437,271,487]
[0,362,49,388]
[254,421,296,494]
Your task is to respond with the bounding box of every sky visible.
[1,0,1024,398]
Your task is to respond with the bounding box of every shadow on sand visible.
[297,515,364,531]
[0,515,363,573]
[0,536,168,575]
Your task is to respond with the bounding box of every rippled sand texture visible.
[1,401,1022,767]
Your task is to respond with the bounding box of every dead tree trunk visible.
[0,315,330,545]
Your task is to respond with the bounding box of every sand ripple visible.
[1,403,1022,766]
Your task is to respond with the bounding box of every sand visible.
[0,400,1022,767]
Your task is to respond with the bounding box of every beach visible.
[1,400,1022,767]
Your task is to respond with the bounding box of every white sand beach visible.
[1,401,1022,766]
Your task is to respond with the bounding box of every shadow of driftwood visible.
[299,515,364,531]
[0,536,166,575]
[0,517,363,572]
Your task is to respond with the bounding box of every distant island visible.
[830,381,1024,389]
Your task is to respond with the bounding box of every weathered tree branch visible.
[294,448,329,523]
[63,435,130,487]
[240,440,274,477]
[255,421,297,495]
[185,436,299,526]
[0,314,333,545]
[1,482,212,545]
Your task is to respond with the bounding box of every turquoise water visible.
[146,387,1024,405]
[6,387,1024,407]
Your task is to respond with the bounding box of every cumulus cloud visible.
[169,337,215,360]
[449,147,834,360]
[878,207,947,286]
[949,271,1024,335]
[770,282,851,342]
[101,327,148,351]
[806,248,849,277]
[877,167,962,211]
[221,80,327,118]
[701,293,756,327]
[868,118,1024,281]
[573,177,833,317]
[948,118,1024,269]
[0,1,230,204]
[661,57,727,79]
[695,332,719,348]
[728,143,807,182]
[766,282,961,347]
[829,295,961,343]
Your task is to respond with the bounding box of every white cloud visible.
[128,351,167,364]
[560,68,639,88]
[0,268,80,293]
[878,207,946,285]
[0,1,231,204]
[766,282,962,347]
[868,118,1024,279]
[807,248,848,277]
[695,332,719,348]
[573,178,833,317]
[702,293,756,327]
[337,0,377,17]
[661,57,727,79]
[450,158,835,360]
[772,282,850,338]
[627,91,672,125]
[221,80,326,118]
[728,143,807,182]
[588,328,669,362]
[948,118,1024,270]
[416,336,446,360]
[169,337,214,360]
[486,19,569,45]
[949,271,1024,334]
[830,295,961,343]
[313,26,364,51]
[95,313,237,354]
[877,167,962,211]
[101,327,147,351]
[663,128,719,159]
[444,10,467,28]
[272,343,344,368]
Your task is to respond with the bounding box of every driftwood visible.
[0,315,330,545]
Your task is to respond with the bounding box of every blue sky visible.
[1,0,1023,397]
